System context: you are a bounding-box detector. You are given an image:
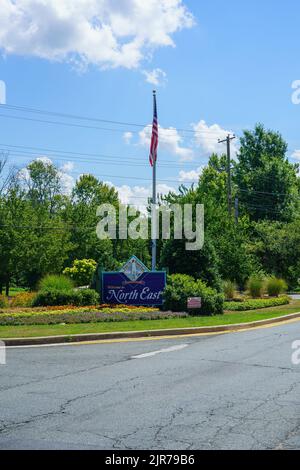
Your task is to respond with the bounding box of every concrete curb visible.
[2,311,300,347]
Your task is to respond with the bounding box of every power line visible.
[238,187,299,198]
[0,142,206,165]
[0,103,239,138]
[0,111,228,143]
[0,149,204,170]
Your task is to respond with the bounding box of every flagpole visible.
[152,90,157,271]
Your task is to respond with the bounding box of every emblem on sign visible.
[119,256,149,282]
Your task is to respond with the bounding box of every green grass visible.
[0,300,300,339]
[6,288,27,297]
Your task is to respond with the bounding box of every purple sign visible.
[102,271,166,306]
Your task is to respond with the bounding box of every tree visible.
[248,219,300,288]
[23,159,62,213]
[72,174,118,206]
[160,237,222,290]
[0,161,73,292]
[235,124,300,221]
[67,175,119,269]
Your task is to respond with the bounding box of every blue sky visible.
[0,0,300,205]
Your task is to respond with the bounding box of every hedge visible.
[32,289,100,307]
[162,274,224,316]
[225,296,290,312]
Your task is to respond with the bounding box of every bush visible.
[266,277,288,297]
[32,289,99,307]
[63,259,97,286]
[225,296,290,311]
[10,292,36,308]
[78,289,100,306]
[0,295,8,308]
[222,280,237,301]
[247,274,265,298]
[39,275,74,292]
[162,274,224,316]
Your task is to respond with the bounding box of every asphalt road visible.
[1,320,300,450]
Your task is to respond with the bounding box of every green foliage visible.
[246,274,265,298]
[266,277,288,297]
[77,289,100,306]
[32,289,99,307]
[63,259,97,286]
[235,124,299,222]
[162,274,224,316]
[160,239,222,291]
[1,124,300,302]
[248,220,300,289]
[0,295,8,308]
[225,296,290,311]
[222,280,237,300]
[39,275,74,292]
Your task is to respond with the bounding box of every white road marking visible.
[131,343,189,359]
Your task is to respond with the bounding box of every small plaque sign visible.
[187,297,202,309]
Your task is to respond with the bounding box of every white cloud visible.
[0,0,194,70]
[0,80,6,104]
[59,171,75,195]
[123,131,133,145]
[179,166,203,182]
[60,161,74,172]
[116,184,150,207]
[193,120,238,157]
[142,68,167,86]
[36,156,53,166]
[106,181,175,211]
[156,183,177,198]
[291,150,300,161]
[139,124,194,161]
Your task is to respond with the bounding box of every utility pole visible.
[234,197,239,225]
[218,134,236,216]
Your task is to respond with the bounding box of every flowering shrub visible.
[10,292,36,308]
[0,304,159,315]
[63,259,97,286]
[0,308,182,326]
[97,304,151,310]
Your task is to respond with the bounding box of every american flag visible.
[149,92,158,167]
